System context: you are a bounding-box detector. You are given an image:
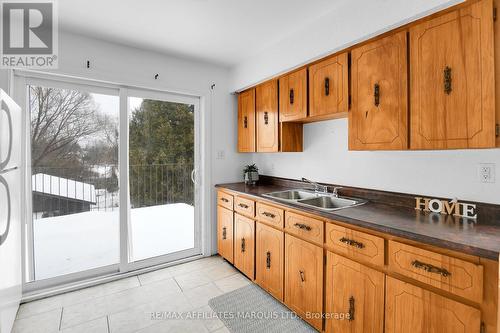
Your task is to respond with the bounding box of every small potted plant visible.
[243,163,259,185]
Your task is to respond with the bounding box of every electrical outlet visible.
[216,150,225,160]
[478,163,495,183]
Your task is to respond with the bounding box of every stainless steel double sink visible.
[262,189,366,212]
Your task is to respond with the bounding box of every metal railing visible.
[129,163,194,208]
[32,163,193,219]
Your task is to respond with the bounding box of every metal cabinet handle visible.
[325,77,330,96]
[444,66,452,95]
[262,211,276,218]
[339,237,365,249]
[221,198,229,203]
[241,238,246,253]
[348,296,355,321]
[264,111,269,125]
[299,270,305,282]
[238,203,249,209]
[411,260,451,277]
[289,89,294,104]
[266,251,271,269]
[294,223,312,231]
[374,83,380,107]
[222,227,227,240]
[243,116,248,128]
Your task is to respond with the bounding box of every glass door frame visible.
[13,71,203,293]
[121,87,202,272]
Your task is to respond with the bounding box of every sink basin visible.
[262,190,317,201]
[262,189,366,211]
[297,196,361,210]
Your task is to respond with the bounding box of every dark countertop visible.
[216,182,500,261]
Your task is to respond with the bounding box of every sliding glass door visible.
[128,95,198,263]
[28,82,120,280]
[18,74,202,289]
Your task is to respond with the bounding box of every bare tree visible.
[30,86,103,168]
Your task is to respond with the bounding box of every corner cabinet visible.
[409,0,496,149]
[237,88,256,152]
[309,53,349,120]
[325,252,384,333]
[279,68,308,122]
[238,82,303,153]
[349,31,408,150]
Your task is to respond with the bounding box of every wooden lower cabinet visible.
[234,213,255,279]
[325,252,384,333]
[385,276,481,333]
[284,234,323,331]
[217,205,233,263]
[255,222,284,301]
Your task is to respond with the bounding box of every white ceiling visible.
[59,0,346,67]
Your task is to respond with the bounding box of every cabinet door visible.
[284,234,323,330]
[234,213,255,279]
[325,253,384,333]
[279,68,307,122]
[349,31,408,150]
[410,0,495,149]
[217,206,233,263]
[385,276,481,333]
[238,88,256,152]
[255,222,284,301]
[256,80,279,152]
[309,53,349,118]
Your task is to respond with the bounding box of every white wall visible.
[0,31,250,255]
[231,0,462,91]
[252,119,500,204]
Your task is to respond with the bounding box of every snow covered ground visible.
[34,203,194,280]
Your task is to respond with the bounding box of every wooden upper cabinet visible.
[349,31,408,150]
[309,53,349,118]
[325,253,384,333]
[410,0,495,149]
[279,68,307,122]
[256,80,279,152]
[237,88,256,152]
[385,276,481,333]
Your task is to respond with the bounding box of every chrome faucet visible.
[301,178,329,194]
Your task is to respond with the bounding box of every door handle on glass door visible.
[0,101,13,170]
[191,169,197,185]
[0,175,11,246]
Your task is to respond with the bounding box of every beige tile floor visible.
[13,256,250,333]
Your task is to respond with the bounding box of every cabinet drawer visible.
[388,241,483,303]
[234,196,255,218]
[325,223,384,267]
[285,212,324,245]
[256,202,284,228]
[217,191,233,210]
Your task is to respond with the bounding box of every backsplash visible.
[252,118,500,205]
